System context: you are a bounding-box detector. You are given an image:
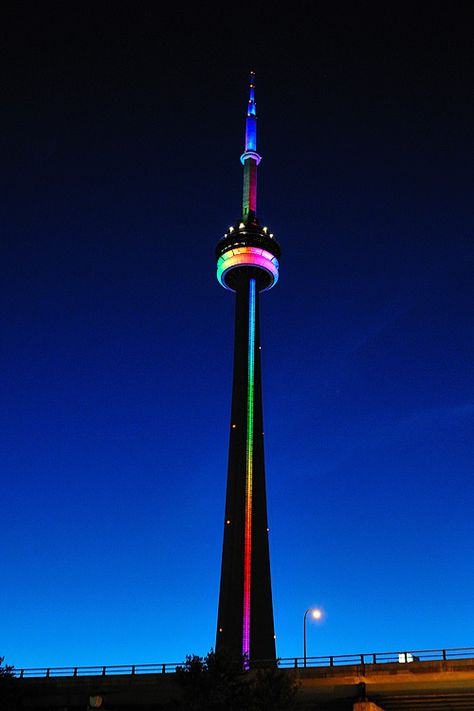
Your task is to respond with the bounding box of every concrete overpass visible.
[296,657,474,709]
[13,648,474,710]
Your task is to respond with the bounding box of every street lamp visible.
[303,608,322,667]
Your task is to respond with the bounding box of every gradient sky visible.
[1,4,473,669]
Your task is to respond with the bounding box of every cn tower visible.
[215,72,280,663]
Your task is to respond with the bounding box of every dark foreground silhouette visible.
[173,650,299,710]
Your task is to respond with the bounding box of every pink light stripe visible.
[242,277,256,660]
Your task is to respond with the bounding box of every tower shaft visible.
[216,276,275,661]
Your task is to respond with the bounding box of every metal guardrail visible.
[14,646,474,678]
[16,662,180,678]
[278,646,474,669]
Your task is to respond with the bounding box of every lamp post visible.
[303,608,322,667]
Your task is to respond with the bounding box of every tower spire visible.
[245,70,257,151]
[241,70,262,224]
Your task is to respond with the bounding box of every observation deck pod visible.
[216,222,281,292]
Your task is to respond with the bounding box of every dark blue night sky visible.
[2,4,473,667]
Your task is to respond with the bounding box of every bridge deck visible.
[14,657,474,709]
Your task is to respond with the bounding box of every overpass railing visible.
[15,646,474,678]
[279,646,474,668]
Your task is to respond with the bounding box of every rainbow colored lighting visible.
[241,72,261,221]
[242,277,256,658]
[217,246,279,291]
[216,71,278,663]
[245,72,257,152]
[242,156,257,219]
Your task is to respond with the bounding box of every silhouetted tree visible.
[252,664,299,710]
[0,658,14,677]
[0,656,18,711]
[175,650,253,710]
[174,650,298,710]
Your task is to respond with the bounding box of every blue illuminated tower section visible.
[215,73,280,663]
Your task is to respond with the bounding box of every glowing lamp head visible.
[312,609,322,620]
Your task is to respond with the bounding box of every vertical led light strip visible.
[242,277,256,659]
[242,159,257,220]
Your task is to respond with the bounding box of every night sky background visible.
[2,3,473,668]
